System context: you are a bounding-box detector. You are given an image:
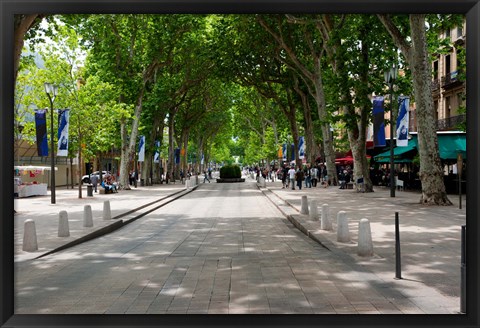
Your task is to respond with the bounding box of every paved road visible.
[15,181,456,314]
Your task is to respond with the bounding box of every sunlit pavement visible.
[259,175,466,311]
[14,176,464,314]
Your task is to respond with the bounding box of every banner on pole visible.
[57,109,69,156]
[372,96,386,147]
[174,148,180,164]
[291,144,295,161]
[138,135,145,162]
[153,140,160,163]
[298,136,305,159]
[34,109,48,157]
[201,153,204,165]
[396,97,410,147]
[282,144,287,162]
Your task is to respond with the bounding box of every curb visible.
[34,185,198,259]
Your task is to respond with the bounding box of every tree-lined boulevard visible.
[9,10,473,324]
[14,178,463,314]
[14,13,465,204]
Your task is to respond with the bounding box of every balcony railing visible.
[441,70,463,88]
[436,114,466,130]
[431,79,440,92]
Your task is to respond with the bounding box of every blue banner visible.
[34,109,48,157]
[298,136,305,159]
[372,96,386,147]
[57,109,69,156]
[153,140,160,163]
[282,143,287,162]
[174,148,180,164]
[138,135,145,162]
[291,144,295,161]
[396,97,410,147]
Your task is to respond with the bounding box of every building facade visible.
[431,20,466,131]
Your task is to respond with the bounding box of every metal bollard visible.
[395,212,402,279]
[460,225,466,314]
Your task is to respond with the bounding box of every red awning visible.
[335,155,371,165]
[335,156,354,165]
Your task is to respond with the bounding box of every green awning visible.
[374,133,466,163]
[437,134,466,160]
[374,139,417,163]
[409,133,466,160]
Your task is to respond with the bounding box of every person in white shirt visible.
[288,166,296,190]
[311,166,319,187]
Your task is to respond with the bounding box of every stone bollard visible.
[258,176,265,188]
[185,179,189,189]
[321,204,332,230]
[309,199,318,220]
[58,210,70,237]
[358,218,374,257]
[103,200,111,220]
[337,211,350,242]
[300,195,309,215]
[83,205,93,227]
[22,219,38,252]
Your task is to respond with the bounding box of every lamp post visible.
[44,82,58,204]
[384,65,397,198]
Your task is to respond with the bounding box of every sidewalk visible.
[14,182,189,262]
[255,176,466,313]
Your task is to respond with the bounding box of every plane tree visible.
[377,14,458,205]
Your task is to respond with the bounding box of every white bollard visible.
[261,177,266,188]
[321,204,332,230]
[22,219,38,252]
[185,179,189,189]
[103,200,111,220]
[58,210,70,237]
[309,199,318,220]
[83,205,93,227]
[300,195,309,215]
[337,211,350,242]
[358,218,374,257]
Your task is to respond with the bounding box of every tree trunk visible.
[14,15,44,84]
[378,14,451,205]
[348,33,373,192]
[118,118,132,189]
[293,76,316,165]
[409,15,452,205]
[313,72,337,186]
[167,111,176,184]
[119,83,146,190]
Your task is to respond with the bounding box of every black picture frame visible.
[1,1,479,327]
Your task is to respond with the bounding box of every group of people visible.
[101,175,118,193]
[276,163,330,190]
[89,172,118,193]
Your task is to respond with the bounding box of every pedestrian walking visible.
[203,170,211,183]
[288,166,296,190]
[282,165,289,188]
[311,165,319,187]
[90,173,99,193]
[304,166,312,188]
[296,167,304,190]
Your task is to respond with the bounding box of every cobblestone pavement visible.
[14,180,463,314]
[260,176,466,306]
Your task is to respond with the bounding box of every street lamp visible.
[44,82,58,204]
[384,65,398,198]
